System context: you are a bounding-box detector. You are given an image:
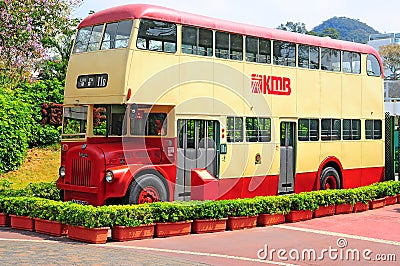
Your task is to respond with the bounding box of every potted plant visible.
[311,190,336,218]
[368,183,386,209]
[64,203,112,244]
[333,190,355,214]
[31,198,68,236]
[191,200,229,233]
[111,204,155,241]
[225,198,258,230]
[151,202,193,238]
[254,196,290,226]
[0,197,10,227]
[286,192,318,222]
[352,187,372,213]
[380,181,398,205]
[4,197,37,231]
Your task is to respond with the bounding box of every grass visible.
[0,146,60,189]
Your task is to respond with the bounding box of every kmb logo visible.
[251,74,292,95]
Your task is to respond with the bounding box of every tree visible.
[320,28,340,39]
[0,0,82,86]
[379,44,400,79]
[277,22,308,34]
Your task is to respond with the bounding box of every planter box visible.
[335,204,353,214]
[155,221,192,238]
[227,216,257,230]
[353,202,369,213]
[313,205,335,218]
[285,210,313,223]
[34,218,67,237]
[385,196,397,206]
[10,215,34,231]
[398,195,400,204]
[112,224,155,241]
[0,213,10,227]
[67,225,109,244]
[257,214,285,226]
[192,218,227,234]
[369,198,386,209]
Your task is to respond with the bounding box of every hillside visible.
[312,16,379,43]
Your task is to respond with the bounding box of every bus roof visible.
[78,4,380,58]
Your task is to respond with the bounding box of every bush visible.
[150,202,194,223]
[0,181,60,201]
[0,92,31,173]
[288,192,319,211]
[63,203,113,228]
[1,197,39,217]
[108,204,154,227]
[221,198,258,217]
[254,195,292,215]
[190,200,230,220]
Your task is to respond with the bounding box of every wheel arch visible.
[317,157,343,189]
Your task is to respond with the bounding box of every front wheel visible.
[320,167,341,190]
[123,174,168,204]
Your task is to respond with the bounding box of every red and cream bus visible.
[57,4,385,206]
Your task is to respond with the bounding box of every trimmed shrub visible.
[253,196,292,215]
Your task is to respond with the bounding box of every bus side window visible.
[146,113,167,136]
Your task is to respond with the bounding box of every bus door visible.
[279,121,296,194]
[175,119,219,201]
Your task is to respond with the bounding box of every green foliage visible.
[288,192,319,211]
[1,196,38,217]
[0,181,60,201]
[312,16,379,43]
[310,190,339,206]
[149,202,194,223]
[108,205,154,227]
[221,198,258,217]
[253,196,292,215]
[0,91,30,173]
[63,204,113,228]
[30,198,67,221]
[190,200,230,220]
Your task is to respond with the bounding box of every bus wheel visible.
[124,174,168,204]
[320,167,341,190]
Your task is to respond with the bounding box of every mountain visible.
[312,17,379,44]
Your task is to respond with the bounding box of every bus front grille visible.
[71,158,92,187]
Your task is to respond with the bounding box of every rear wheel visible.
[123,174,168,204]
[320,167,341,190]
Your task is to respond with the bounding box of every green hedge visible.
[0,181,399,228]
[0,181,60,201]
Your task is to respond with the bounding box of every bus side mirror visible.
[130,104,138,118]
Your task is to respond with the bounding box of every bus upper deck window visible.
[73,26,101,53]
[101,20,133,50]
[137,19,177,53]
[367,54,381,77]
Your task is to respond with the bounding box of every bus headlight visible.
[59,166,66,178]
[105,170,114,183]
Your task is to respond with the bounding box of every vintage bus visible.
[57,4,385,206]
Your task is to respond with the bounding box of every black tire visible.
[123,174,168,204]
[320,167,341,190]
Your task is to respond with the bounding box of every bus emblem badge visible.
[251,74,291,95]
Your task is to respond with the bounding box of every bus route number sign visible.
[77,74,108,88]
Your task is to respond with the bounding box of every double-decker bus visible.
[57,4,385,206]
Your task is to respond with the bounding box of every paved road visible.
[1,204,399,265]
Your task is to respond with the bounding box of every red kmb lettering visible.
[251,74,292,95]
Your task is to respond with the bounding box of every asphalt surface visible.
[0,203,399,266]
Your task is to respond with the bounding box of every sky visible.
[72,0,400,33]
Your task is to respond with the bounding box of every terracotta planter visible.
[10,215,34,231]
[353,202,369,213]
[34,218,68,237]
[0,213,10,227]
[385,196,397,206]
[257,214,285,226]
[227,216,257,230]
[398,195,400,203]
[155,221,192,238]
[335,204,353,214]
[112,224,155,241]
[285,210,313,223]
[313,205,335,218]
[369,198,386,209]
[67,225,109,244]
[192,218,227,234]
